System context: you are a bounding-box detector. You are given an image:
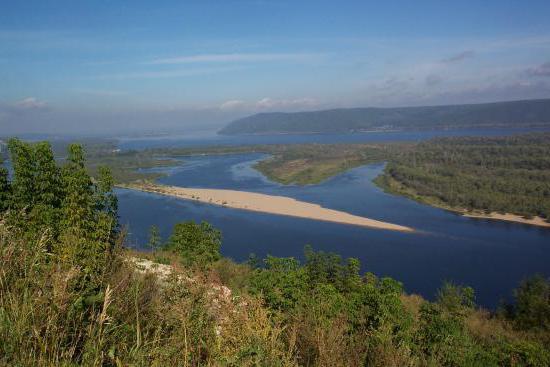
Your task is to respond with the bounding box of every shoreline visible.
[461,211,550,228]
[374,175,550,229]
[119,182,414,233]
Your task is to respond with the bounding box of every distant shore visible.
[120,182,414,232]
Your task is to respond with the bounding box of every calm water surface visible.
[117,152,550,308]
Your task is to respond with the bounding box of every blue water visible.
[117,153,550,308]
[117,127,550,150]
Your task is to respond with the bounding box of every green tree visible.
[30,142,62,234]
[249,256,307,311]
[93,165,118,243]
[0,166,10,212]
[147,224,161,252]
[512,275,550,331]
[57,144,116,285]
[436,282,475,316]
[60,144,95,235]
[165,221,221,267]
[7,138,36,211]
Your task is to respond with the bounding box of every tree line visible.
[379,133,550,220]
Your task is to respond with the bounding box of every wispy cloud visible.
[94,66,245,80]
[441,50,475,64]
[148,52,323,65]
[425,74,443,86]
[219,97,319,111]
[526,61,550,77]
[220,100,247,110]
[73,88,128,96]
[256,97,318,109]
[14,97,48,110]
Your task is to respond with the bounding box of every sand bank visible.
[122,183,414,232]
[463,212,550,228]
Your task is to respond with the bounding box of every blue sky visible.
[1,0,550,135]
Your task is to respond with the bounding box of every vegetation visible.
[376,133,550,221]
[164,221,222,268]
[253,143,403,185]
[1,139,550,365]
[89,141,401,187]
[219,98,550,135]
[84,142,406,185]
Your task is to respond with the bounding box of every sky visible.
[1,0,550,135]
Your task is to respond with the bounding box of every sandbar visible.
[122,182,414,232]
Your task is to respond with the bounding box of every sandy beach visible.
[122,182,414,232]
[463,212,550,228]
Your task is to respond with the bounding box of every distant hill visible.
[219,98,550,135]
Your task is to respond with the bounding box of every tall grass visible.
[1,218,549,366]
[0,220,295,366]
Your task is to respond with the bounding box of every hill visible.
[219,98,550,135]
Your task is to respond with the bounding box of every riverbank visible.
[374,175,550,228]
[462,212,550,228]
[120,182,414,232]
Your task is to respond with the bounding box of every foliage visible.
[510,274,550,331]
[0,166,9,212]
[165,220,222,267]
[379,134,550,220]
[254,143,400,185]
[146,224,162,252]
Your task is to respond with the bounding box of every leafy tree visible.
[0,166,10,212]
[249,256,307,311]
[57,144,118,284]
[33,142,61,208]
[60,144,95,235]
[147,224,161,252]
[436,282,475,316]
[30,142,62,233]
[246,252,260,269]
[93,165,118,243]
[165,221,221,267]
[7,138,36,211]
[304,244,345,288]
[95,166,118,221]
[512,275,550,331]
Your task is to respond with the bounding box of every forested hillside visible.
[1,139,550,366]
[219,98,550,135]
[376,134,550,221]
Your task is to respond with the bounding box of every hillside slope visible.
[219,98,550,135]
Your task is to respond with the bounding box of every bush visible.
[164,221,221,268]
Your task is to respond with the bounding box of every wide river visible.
[117,130,550,309]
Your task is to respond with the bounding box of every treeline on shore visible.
[377,133,550,221]
[1,139,550,366]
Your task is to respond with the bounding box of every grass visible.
[253,143,408,185]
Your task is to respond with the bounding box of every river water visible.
[117,149,550,308]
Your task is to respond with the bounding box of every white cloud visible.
[526,61,550,77]
[220,100,246,110]
[148,52,322,65]
[255,97,318,110]
[14,97,47,110]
